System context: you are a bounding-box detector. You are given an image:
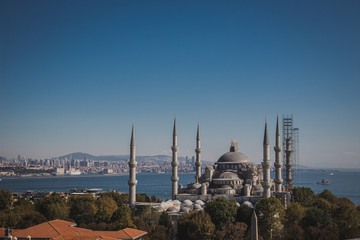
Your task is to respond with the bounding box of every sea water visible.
[1,171,359,205]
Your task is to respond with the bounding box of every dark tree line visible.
[0,189,168,239]
[177,189,360,240]
[0,188,359,240]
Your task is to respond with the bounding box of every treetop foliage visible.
[204,198,238,231]
[255,197,285,240]
[0,189,359,240]
[0,190,13,211]
[177,211,215,240]
[292,187,315,207]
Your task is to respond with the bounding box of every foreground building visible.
[0,219,147,240]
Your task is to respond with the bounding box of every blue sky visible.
[1,0,359,168]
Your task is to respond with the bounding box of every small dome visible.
[218,171,240,180]
[217,152,249,163]
[167,206,180,212]
[242,201,254,208]
[188,183,201,189]
[183,200,193,206]
[195,200,205,206]
[181,207,191,213]
[193,204,203,210]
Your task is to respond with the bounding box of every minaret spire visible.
[128,121,137,207]
[171,115,179,200]
[274,113,283,192]
[263,117,269,145]
[262,117,271,198]
[195,121,202,181]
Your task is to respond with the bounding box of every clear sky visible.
[1,0,359,169]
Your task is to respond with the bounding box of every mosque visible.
[127,115,292,207]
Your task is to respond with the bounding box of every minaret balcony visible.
[171,176,179,182]
[274,146,282,152]
[274,162,282,168]
[171,146,178,152]
[195,148,202,154]
[128,179,138,186]
[262,161,271,168]
[262,181,271,189]
[128,162,137,168]
[274,179,283,184]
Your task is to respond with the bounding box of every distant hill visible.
[58,152,97,160]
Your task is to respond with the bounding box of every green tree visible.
[69,195,97,224]
[301,207,332,228]
[35,192,69,220]
[292,187,315,207]
[332,200,360,238]
[177,211,215,240]
[285,202,305,227]
[14,198,34,210]
[100,191,128,206]
[111,204,135,230]
[136,193,150,202]
[236,204,253,226]
[255,197,285,240]
[141,205,161,229]
[304,226,339,240]
[147,224,171,240]
[317,189,338,204]
[214,222,248,240]
[95,195,118,223]
[282,225,305,240]
[158,211,172,229]
[0,210,20,228]
[15,209,46,229]
[312,198,332,214]
[0,190,12,210]
[151,195,160,203]
[132,216,148,231]
[204,198,238,230]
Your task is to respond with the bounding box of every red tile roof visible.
[1,219,147,240]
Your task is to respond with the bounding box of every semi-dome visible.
[217,152,249,163]
[218,171,240,180]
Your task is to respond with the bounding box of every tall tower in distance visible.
[274,114,283,192]
[282,114,299,189]
[262,118,271,198]
[285,138,292,190]
[171,116,179,200]
[128,121,137,207]
[195,122,202,182]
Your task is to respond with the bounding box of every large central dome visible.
[217,151,249,163]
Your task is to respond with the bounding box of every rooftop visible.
[0,219,147,240]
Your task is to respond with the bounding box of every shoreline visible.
[0,172,197,180]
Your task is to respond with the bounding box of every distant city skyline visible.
[1,1,359,169]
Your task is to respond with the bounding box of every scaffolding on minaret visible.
[282,115,300,190]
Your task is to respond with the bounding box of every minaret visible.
[171,116,179,200]
[195,122,202,181]
[274,114,283,192]
[262,117,271,198]
[285,137,292,189]
[128,121,137,207]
